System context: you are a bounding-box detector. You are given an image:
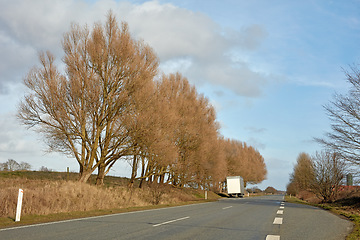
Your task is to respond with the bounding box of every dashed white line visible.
[279,206,284,209]
[222,206,233,210]
[273,217,283,225]
[277,210,284,215]
[153,216,190,227]
[266,235,280,240]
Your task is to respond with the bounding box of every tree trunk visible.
[96,163,106,185]
[78,169,93,183]
[139,178,144,188]
[128,155,138,188]
[159,173,165,184]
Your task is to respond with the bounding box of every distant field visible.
[0,170,130,187]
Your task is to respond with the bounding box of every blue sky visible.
[0,0,359,190]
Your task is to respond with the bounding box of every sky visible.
[1,0,360,190]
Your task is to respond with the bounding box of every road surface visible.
[0,195,353,240]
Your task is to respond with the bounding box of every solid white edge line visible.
[153,216,190,227]
[266,235,280,240]
[0,202,212,232]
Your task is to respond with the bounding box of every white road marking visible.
[0,202,212,232]
[279,206,284,209]
[153,216,190,227]
[222,206,233,210]
[277,210,284,215]
[266,235,280,240]
[273,217,283,224]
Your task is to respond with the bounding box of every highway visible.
[0,195,353,240]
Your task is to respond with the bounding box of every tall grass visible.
[0,178,201,218]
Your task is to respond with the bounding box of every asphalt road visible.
[0,195,353,240]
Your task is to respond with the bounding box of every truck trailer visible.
[226,176,245,197]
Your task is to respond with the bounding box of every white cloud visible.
[0,0,272,170]
[0,111,79,171]
[0,112,40,158]
[0,0,269,97]
[122,1,269,96]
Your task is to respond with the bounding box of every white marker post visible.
[205,191,208,200]
[15,189,24,222]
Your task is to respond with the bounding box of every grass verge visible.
[0,171,220,229]
[285,195,359,240]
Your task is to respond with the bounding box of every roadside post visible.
[15,189,24,222]
[205,190,208,200]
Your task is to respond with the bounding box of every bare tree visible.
[19,162,31,171]
[311,151,346,202]
[317,66,360,167]
[1,159,21,171]
[18,12,158,183]
[39,166,52,172]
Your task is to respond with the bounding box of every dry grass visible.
[0,175,216,220]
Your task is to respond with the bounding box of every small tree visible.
[311,151,346,202]
[39,166,52,172]
[251,187,262,193]
[1,159,21,171]
[264,186,277,194]
[19,162,31,171]
[286,180,297,196]
[291,152,315,193]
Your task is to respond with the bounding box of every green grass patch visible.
[285,195,313,206]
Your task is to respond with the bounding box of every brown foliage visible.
[223,138,267,185]
[288,152,314,193]
[287,151,347,202]
[264,186,277,194]
[18,12,158,183]
[17,12,267,190]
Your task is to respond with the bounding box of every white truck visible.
[226,176,245,197]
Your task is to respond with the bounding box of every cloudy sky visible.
[1,0,360,190]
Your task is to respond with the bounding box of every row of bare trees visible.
[0,159,31,171]
[287,151,346,202]
[17,12,267,190]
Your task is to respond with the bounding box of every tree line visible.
[287,151,346,202]
[0,159,31,171]
[288,65,360,202]
[17,12,267,190]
